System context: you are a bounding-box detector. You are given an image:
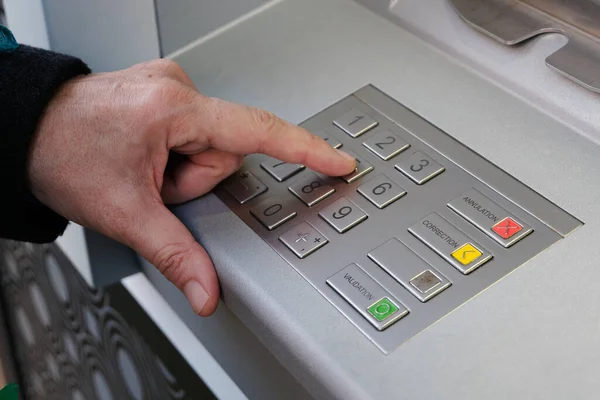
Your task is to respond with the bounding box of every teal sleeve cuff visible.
[0,25,19,53]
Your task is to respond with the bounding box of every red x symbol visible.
[492,217,522,239]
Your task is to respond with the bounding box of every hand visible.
[29,59,356,316]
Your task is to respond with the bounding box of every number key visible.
[250,197,298,230]
[395,151,445,185]
[319,197,367,233]
[333,108,378,138]
[363,130,410,161]
[288,173,336,206]
[314,130,342,149]
[357,174,406,209]
[261,157,305,182]
[341,151,374,183]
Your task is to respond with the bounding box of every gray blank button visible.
[395,151,445,185]
[279,222,328,258]
[368,238,450,302]
[363,130,410,160]
[410,270,443,294]
[333,108,378,138]
[250,197,297,230]
[327,263,408,331]
[319,197,367,233]
[222,170,268,204]
[341,151,374,183]
[261,157,305,182]
[357,174,406,209]
[288,173,335,207]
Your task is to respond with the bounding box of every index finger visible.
[174,96,356,176]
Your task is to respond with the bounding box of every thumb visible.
[125,201,219,316]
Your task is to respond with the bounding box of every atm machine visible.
[3,1,600,399]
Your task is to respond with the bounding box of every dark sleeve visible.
[0,44,91,243]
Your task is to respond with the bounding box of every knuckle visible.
[148,58,182,75]
[152,242,193,286]
[252,108,280,134]
[145,82,190,108]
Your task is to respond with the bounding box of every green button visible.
[367,297,399,321]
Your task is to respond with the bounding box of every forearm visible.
[0,33,90,243]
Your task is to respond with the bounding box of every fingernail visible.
[183,281,210,315]
[336,149,356,163]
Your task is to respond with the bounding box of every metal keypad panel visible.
[215,85,583,354]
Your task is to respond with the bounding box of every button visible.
[448,188,533,248]
[362,130,410,161]
[451,243,483,265]
[357,174,406,209]
[368,238,450,302]
[314,130,342,149]
[260,157,305,182]
[368,298,399,321]
[333,108,378,138]
[408,212,492,274]
[492,217,523,239]
[288,173,335,207]
[410,270,443,295]
[249,197,297,230]
[222,170,268,204]
[341,151,374,183]
[327,263,408,331]
[279,222,328,258]
[319,197,368,233]
[395,151,445,185]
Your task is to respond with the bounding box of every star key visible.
[492,217,523,240]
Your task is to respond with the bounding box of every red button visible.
[492,217,523,239]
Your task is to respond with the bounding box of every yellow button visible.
[451,243,482,265]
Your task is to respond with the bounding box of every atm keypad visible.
[216,88,578,354]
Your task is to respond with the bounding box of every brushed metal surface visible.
[450,0,600,93]
[168,0,600,398]
[214,86,579,353]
